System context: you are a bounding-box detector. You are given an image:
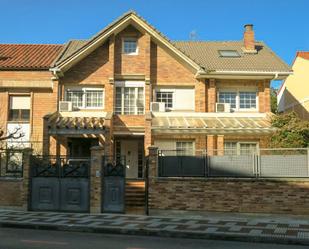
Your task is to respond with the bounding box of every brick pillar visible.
[104,112,113,157]
[217,135,224,156]
[144,33,151,111]
[90,146,104,213]
[207,135,216,156]
[195,79,206,112]
[106,35,115,111]
[148,146,158,178]
[264,80,271,113]
[208,78,216,112]
[21,148,33,210]
[258,80,271,113]
[144,112,152,156]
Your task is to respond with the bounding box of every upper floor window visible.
[156,91,173,109]
[115,81,144,115]
[123,37,138,55]
[154,88,195,111]
[218,90,258,111]
[65,87,104,110]
[218,92,237,109]
[8,96,30,122]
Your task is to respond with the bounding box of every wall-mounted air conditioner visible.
[150,102,166,112]
[216,103,231,113]
[59,101,73,112]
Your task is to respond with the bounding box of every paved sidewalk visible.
[1,210,309,245]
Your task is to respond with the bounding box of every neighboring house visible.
[0,11,291,179]
[278,51,309,119]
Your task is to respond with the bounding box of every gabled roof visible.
[52,11,201,72]
[0,44,63,69]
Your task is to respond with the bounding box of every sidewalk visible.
[1,210,309,245]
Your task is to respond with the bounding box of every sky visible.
[1,0,308,88]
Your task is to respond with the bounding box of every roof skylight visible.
[218,50,241,57]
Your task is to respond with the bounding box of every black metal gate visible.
[102,156,126,213]
[30,156,90,212]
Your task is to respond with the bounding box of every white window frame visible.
[218,88,258,112]
[224,141,259,155]
[154,87,195,111]
[155,89,174,110]
[122,37,138,55]
[65,86,104,110]
[115,81,145,115]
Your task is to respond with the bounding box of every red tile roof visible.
[0,44,63,69]
[297,51,309,60]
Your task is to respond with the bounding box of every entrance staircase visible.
[125,180,146,209]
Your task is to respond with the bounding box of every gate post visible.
[148,146,158,178]
[21,148,33,211]
[90,146,104,213]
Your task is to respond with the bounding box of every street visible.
[0,227,307,249]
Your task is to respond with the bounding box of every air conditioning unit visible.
[150,102,166,112]
[59,101,73,112]
[216,103,231,113]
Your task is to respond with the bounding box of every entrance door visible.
[121,140,139,178]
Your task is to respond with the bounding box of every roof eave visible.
[196,70,293,80]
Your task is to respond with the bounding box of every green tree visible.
[271,112,309,148]
[270,87,278,114]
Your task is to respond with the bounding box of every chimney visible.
[243,24,257,53]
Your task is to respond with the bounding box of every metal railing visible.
[158,148,309,178]
[30,155,91,178]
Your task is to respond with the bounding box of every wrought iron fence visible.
[102,156,126,177]
[158,148,309,178]
[0,149,24,178]
[30,155,91,178]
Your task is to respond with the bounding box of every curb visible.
[1,221,309,246]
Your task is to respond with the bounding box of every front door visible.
[121,140,139,178]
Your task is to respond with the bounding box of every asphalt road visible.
[0,227,307,249]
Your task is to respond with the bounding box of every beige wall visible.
[279,56,309,119]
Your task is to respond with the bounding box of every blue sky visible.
[1,0,308,88]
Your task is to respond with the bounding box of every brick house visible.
[0,11,291,181]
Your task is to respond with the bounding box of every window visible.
[239,92,257,109]
[66,90,83,108]
[65,88,104,109]
[156,91,173,109]
[218,92,237,109]
[154,88,195,111]
[115,87,144,115]
[176,141,194,156]
[218,50,240,57]
[8,96,30,122]
[224,142,258,155]
[123,37,138,55]
[239,143,258,155]
[86,90,103,108]
[218,90,258,111]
